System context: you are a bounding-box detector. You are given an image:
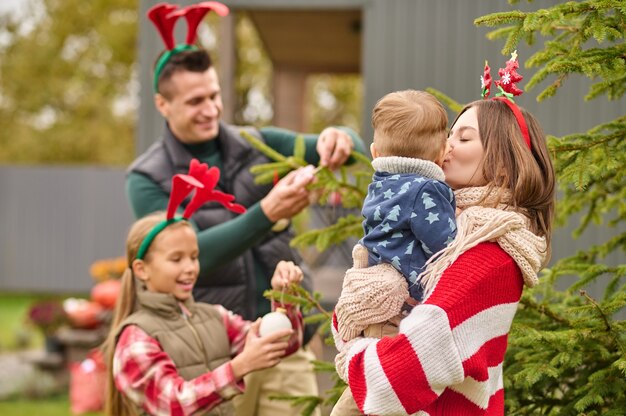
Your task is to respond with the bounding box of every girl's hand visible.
[270,260,303,290]
[230,319,293,379]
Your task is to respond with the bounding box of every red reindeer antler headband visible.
[148,2,229,92]
[136,159,245,260]
[481,51,531,150]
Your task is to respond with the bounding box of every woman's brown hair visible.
[103,212,193,416]
[452,99,556,251]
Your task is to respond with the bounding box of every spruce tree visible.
[474,1,626,414]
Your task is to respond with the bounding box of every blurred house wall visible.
[0,166,133,294]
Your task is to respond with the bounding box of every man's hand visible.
[271,260,303,290]
[316,127,354,171]
[260,166,315,223]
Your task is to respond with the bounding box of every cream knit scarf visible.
[419,186,548,298]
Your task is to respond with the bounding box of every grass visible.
[0,394,103,416]
[0,292,90,351]
[0,293,47,351]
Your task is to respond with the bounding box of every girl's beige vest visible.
[116,288,236,415]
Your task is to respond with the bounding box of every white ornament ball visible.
[259,308,292,341]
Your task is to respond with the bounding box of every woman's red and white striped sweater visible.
[332,242,524,415]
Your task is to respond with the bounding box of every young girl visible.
[104,212,304,416]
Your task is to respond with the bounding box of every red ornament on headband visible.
[137,159,245,261]
[481,61,492,99]
[167,172,204,219]
[170,2,230,45]
[148,2,230,92]
[147,3,180,50]
[167,159,246,220]
[183,159,247,217]
[148,2,229,51]
[495,51,523,96]
[480,51,531,150]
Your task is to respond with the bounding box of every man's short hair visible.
[155,49,213,98]
[372,90,448,161]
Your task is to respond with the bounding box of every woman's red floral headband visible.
[481,51,531,150]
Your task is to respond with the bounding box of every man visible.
[127,48,365,415]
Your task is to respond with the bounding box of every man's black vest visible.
[128,122,313,320]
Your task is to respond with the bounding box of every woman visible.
[332,98,555,415]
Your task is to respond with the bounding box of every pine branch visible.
[264,284,332,318]
[425,87,464,113]
[520,293,573,326]
[580,290,626,355]
[240,130,289,164]
[550,131,623,152]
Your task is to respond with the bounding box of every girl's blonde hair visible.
[103,212,193,416]
[372,90,448,160]
[452,99,556,250]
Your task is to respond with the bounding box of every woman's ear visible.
[132,259,148,282]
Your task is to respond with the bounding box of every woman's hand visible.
[270,260,303,290]
[230,319,292,379]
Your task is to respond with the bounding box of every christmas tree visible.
[475,1,626,414]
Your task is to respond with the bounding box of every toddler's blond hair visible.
[372,90,448,160]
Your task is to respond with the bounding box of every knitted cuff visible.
[335,263,408,342]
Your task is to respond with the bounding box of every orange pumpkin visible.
[91,279,121,309]
[64,299,103,329]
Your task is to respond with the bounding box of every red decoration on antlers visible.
[169,2,230,45]
[495,51,524,97]
[183,159,247,218]
[135,158,244,261]
[166,159,246,220]
[147,3,181,50]
[148,2,230,49]
[167,173,203,219]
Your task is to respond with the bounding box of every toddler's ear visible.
[435,141,450,167]
[370,142,379,158]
